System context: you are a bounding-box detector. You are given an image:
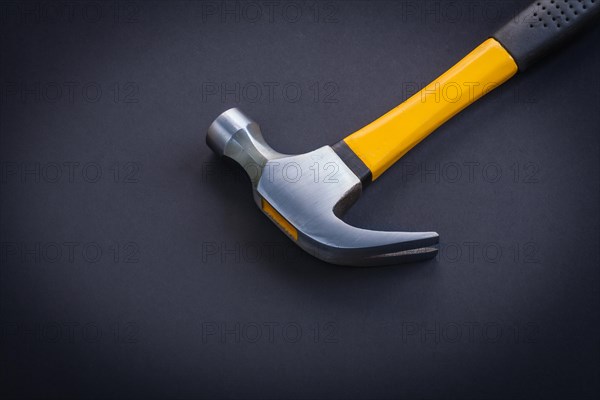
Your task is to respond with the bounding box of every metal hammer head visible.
[207,108,439,266]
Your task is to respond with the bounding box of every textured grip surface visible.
[494,0,600,70]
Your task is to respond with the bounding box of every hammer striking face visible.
[206,0,600,266]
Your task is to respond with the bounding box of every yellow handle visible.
[344,38,518,180]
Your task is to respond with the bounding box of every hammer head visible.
[207,108,439,266]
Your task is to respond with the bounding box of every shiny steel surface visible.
[206,108,439,266]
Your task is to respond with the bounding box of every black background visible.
[1,0,599,398]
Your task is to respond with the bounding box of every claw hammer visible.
[206,0,600,266]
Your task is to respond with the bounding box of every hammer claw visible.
[298,221,439,266]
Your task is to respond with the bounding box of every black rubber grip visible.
[494,0,600,71]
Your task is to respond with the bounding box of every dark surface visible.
[1,1,599,398]
[494,0,600,70]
